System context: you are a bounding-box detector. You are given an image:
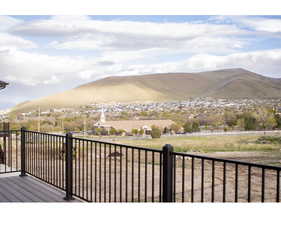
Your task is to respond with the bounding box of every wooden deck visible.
[0,173,82,202]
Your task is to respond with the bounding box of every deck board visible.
[0,173,82,202]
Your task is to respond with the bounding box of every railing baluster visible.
[82,139,85,199]
[90,141,93,202]
[109,144,112,202]
[86,141,89,201]
[47,134,49,182]
[78,139,81,197]
[99,142,102,202]
[173,155,176,202]
[235,163,238,202]
[55,136,58,187]
[51,135,53,185]
[182,156,185,202]
[104,143,107,202]
[261,168,265,202]
[16,131,18,171]
[248,165,251,202]
[211,160,215,202]
[138,149,141,202]
[42,133,44,180]
[131,148,134,202]
[277,170,280,203]
[223,162,226,202]
[120,146,123,202]
[144,150,147,202]
[114,145,117,202]
[94,142,97,202]
[191,157,194,202]
[201,159,204,202]
[152,152,155,202]
[74,139,77,195]
[159,153,162,202]
[125,147,128,202]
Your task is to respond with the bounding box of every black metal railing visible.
[172,152,281,202]
[23,129,66,191]
[71,136,163,202]
[0,130,21,174]
[1,128,281,203]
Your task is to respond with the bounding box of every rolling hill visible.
[12,68,281,112]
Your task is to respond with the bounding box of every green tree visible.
[100,128,108,136]
[109,127,117,135]
[139,128,144,136]
[224,111,237,128]
[131,128,138,136]
[236,118,245,130]
[274,114,281,129]
[170,123,181,133]
[256,107,277,131]
[243,113,258,131]
[151,125,161,138]
[94,128,101,135]
[183,121,193,133]
[192,121,200,132]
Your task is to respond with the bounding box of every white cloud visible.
[0,15,22,31]
[0,32,37,50]
[180,49,281,76]
[214,16,281,33]
[49,32,245,54]
[10,15,249,54]
[239,17,281,33]
[98,49,281,78]
[12,15,245,37]
[0,49,91,85]
[0,16,36,50]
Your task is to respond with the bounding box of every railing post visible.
[20,127,27,177]
[162,144,174,202]
[64,132,74,201]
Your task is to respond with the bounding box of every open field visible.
[94,133,281,166]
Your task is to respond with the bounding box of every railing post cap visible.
[21,127,27,131]
[163,144,173,152]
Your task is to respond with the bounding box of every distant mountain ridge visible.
[12,68,281,113]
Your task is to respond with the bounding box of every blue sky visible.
[1,15,281,110]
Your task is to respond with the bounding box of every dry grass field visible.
[109,134,281,166]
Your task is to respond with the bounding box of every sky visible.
[1,15,281,110]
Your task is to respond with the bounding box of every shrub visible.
[139,128,144,136]
[192,121,200,132]
[256,136,281,144]
[109,127,117,135]
[243,114,258,131]
[100,128,108,136]
[183,121,193,133]
[117,129,126,136]
[131,128,138,136]
[151,125,161,138]
[170,123,181,133]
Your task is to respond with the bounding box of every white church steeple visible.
[100,108,106,123]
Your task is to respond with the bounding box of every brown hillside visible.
[12,68,281,112]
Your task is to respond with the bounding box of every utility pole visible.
[62,119,64,132]
[83,117,86,137]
